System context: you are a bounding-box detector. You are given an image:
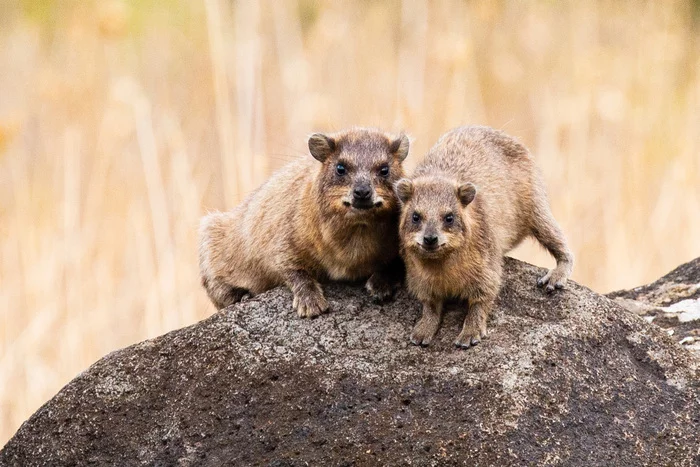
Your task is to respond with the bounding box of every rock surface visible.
[1,258,699,466]
[608,257,700,356]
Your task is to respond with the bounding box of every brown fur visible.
[396,126,573,348]
[199,127,409,317]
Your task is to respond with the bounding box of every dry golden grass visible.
[1,0,699,444]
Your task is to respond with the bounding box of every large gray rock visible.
[1,258,699,466]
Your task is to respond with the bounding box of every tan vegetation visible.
[0,0,699,444]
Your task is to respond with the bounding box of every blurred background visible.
[1,0,699,444]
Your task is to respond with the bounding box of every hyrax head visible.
[308,128,409,220]
[395,176,477,259]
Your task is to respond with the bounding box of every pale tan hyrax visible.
[199,128,409,317]
[395,126,573,348]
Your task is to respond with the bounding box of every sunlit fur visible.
[397,126,574,348]
[199,127,409,317]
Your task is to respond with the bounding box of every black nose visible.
[423,235,438,246]
[353,187,371,200]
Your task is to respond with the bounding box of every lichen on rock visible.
[609,257,700,355]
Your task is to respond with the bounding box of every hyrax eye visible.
[379,165,390,177]
[336,163,347,176]
[412,212,421,223]
[444,213,454,225]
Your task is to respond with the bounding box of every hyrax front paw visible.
[365,272,394,303]
[454,327,485,349]
[292,289,328,318]
[410,317,440,347]
[536,267,569,293]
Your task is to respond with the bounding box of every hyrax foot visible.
[205,280,248,310]
[536,266,570,293]
[292,289,328,318]
[410,317,440,347]
[365,272,394,303]
[454,326,485,349]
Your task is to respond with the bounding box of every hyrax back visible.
[395,126,573,348]
[199,127,409,317]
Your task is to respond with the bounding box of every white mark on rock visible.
[662,298,700,322]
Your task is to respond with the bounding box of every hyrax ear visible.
[389,134,410,162]
[457,183,477,206]
[308,133,336,162]
[394,178,414,204]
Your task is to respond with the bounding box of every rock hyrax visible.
[395,126,573,348]
[200,128,409,317]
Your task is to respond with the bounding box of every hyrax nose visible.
[423,235,438,246]
[353,186,372,200]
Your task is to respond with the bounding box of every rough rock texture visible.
[608,257,700,356]
[2,258,699,466]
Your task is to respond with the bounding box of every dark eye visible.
[412,212,421,223]
[444,213,454,225]
[379,165,390,177]
[336,163,346,176]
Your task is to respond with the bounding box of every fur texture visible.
[396,126,573,347]
[199,128,409,317]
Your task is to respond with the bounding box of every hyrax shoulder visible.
[199,127,410,317]
[395,125,573,349]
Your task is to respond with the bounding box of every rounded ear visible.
[389,134,410,162]
[457,183,477,206]
[394,178,414,204]
[308,133,336,162]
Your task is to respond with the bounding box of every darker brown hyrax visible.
[199,128,409,317]
[395,126,573,348]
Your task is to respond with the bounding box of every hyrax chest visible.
[407,256,483,301]
[319,225,392,280]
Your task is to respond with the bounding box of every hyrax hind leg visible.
[365,257,405,303]
[202,277,248,310]
[283,270,329,318]
[531,203,574,293]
